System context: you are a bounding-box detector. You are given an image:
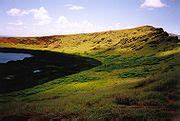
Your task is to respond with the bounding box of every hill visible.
[0,26,179,120]
[0,26,178,54]
[169,33,180,39]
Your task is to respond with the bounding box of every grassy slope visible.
[0,26,179,119]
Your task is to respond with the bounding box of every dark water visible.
[0,52,32,63]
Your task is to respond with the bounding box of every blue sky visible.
[0,0,179,36]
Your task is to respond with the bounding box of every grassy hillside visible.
[0,26,179,120]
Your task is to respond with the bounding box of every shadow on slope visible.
[0,48,101,93]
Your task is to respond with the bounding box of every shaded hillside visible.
[169,33,180,39]
[0,48,101,93]
[0,26,179,120]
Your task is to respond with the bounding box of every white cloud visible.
[8,21,23,26]
[7,7,52,26]
[110,23,138,30]
[115,23,122,28]
[7,8,28,16]
[141,0,166,8]
[65,4,85,10]
[56,16,70,28]
[29,7,52,25]
[55,16,95,33]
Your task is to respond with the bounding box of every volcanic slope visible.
[0,26,179,120]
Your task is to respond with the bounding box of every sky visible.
[0,0,179,37]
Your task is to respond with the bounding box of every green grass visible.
[0,26,179,120]
[95,56,161,72]
[51,74,101,84]
[118,67,157,78]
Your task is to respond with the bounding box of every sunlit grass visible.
[157,49,180,57]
